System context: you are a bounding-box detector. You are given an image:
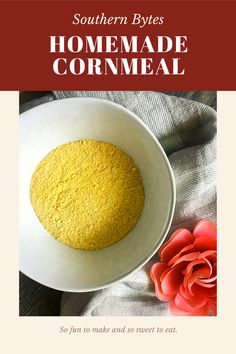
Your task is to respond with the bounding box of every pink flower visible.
[150,220,217,316]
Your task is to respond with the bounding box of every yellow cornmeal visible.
[30,140,144,250]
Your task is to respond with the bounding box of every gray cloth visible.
[21,91,216,316]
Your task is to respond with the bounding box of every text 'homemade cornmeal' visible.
[30,140,144,250]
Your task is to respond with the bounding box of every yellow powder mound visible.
[30,140,145,250]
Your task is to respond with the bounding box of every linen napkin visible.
[21,91,216,316]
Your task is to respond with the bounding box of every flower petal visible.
[169,296,209,316]
[171,252,200,267]
[193,220,217,240]
[179,283,193,299]
[158,229,186,255]
[168,244,195,266]
[170,303,210,316]
[161,265,184,297]
[160,229,194,263]
[198,254,214,277]
[194,236,217,252]
[211,263,217,277]
[186,259,206,275]
[200,275,217,283]
[190,265,212,282]
[195,279,216,288]
[174,292,207,312]
[183,268,193,288]
[150,263,173,301]
[199,250,217,258]
[169,299,194,316]
[183,259,207,288]
[192,284,217,298]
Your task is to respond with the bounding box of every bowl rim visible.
[20,96,176,292]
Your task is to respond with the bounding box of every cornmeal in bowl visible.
[30,140,145,250]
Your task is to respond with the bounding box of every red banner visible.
[0,1,235,90]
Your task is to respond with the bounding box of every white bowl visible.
[20,97,175,292]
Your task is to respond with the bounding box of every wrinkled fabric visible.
[21,91,216,316]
